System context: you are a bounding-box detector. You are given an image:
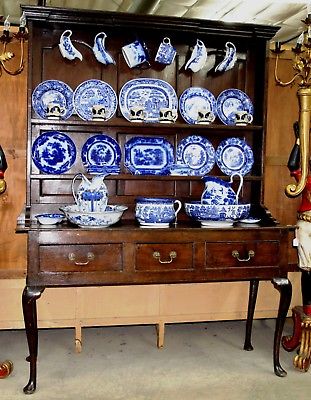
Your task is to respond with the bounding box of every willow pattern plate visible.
[179,87,216,124]
[216,89,253,125]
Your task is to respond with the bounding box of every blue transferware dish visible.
[81,134,121,174]
[215,137,254,176]
[60,204,128,228]
[179,87,216,125]
[32,80,74,120]
[58,30,83,61]
[169,163,189,176]
[216,89,253,125]
[119,78,178,122]
[71,173,108,213]
[135,197,182,227]
[176,135,215,176]
[31,131,76,174]
[124,136,174,175]
[215,42,237,73]
[73,79,117,121]
[184,201,250,226]
[93,32,115,65]
[35,213,65,225]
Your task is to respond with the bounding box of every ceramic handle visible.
[174,200,182,216]
[153,251,177,264]
[232,249,255,262]
[68,252,95,266]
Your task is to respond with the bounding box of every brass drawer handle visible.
[68,252,95,266]
[232,249,255,262]
[153,251,177,264]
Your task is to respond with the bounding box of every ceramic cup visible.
[159,107,178,123]
[46,102,66,119]
[135,197,182,226]
[92,105,108,121]
[155,37,176,65]
[129,106,146,122]
[122,40,150,68]
[233,110,253,126]
[196,109,215,124]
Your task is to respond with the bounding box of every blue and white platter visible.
[179,87,216,125]
[215,137,254,176]
[216,89,253,125]
[32,80,74,119]
[119,78,178,122]
[81,134,121,174]
[73,79,118,121]
[124,136,174,175]
[32,131,76,174]
[176,135,215,176]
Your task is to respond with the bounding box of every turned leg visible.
[244,279,259,351]
[272,278,292,377]
[22,286,45,394]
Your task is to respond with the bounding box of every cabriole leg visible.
[272,278,292,377]
[22,286,45,394]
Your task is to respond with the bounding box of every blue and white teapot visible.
[71,173,108,212]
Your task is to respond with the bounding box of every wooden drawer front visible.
[135,243,194,271]
[205,241,280,269]
[39,244,123,272]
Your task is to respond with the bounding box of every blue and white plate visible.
[32,131,76,174]
[81,134,121,174]
[215,137,254,176]
[119,78,178,122]
[216,89,253,125]
[73,79,117,121]
[32,80,74,119]
[179,87,216,124]
[176,135,215,176]
[124,136,174,175]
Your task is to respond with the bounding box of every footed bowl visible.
[184,201,250,224]
[60,204,128,228]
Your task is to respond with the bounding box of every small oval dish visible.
[35,213,65,225]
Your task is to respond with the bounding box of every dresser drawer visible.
[39,244,123,272]
[205,241,280,269]
[135,243,194,271]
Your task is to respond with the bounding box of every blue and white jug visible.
[71,173,108,212]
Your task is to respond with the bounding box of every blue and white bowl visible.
[184,201,250,225]
[135,197,182,227]
[60,204,127,228]
[35,213,65,225]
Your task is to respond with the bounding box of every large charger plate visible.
[124,136,174,175]
[216,89,253,125]
[215,137,254,176]
[32,131,76,174]
[81,134,121,174]
[179,87,216,124]
[176,135,215,176]
[32,80,74,119]
[73,79,118,121]
[119,78,178,122]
